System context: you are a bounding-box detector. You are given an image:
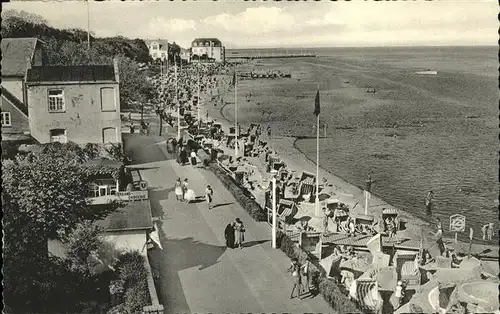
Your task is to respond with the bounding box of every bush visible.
[113,251,151,313]
[105,143,125,162]
[276,231,360,314]
[209,164,267,221]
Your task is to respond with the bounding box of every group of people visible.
[174,178,214,209]
[481,222,495,241]
[286,257,311,299]
[224,218,246,249]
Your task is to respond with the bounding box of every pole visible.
[324,124,327,138]
[175,56,180,140]
[364,190,369,215]
[272,176,277,249]
[468,227,473,257]
[197,75,201,124]
[159,60,163,136]
[234,67,238,158]
[86,0,90,50]
[455,232,458,244]
[315,111,320,217]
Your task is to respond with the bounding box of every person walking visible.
[205,185,214,210]
[224,222,235,249]
[487,223,494,241]
[301,257,311,293]
[174,178,183,202]
[234,218,245,249]
[390,281,404,310]
[434,218,445,255]
[482,223,489,241]
[181,178,189,203]
[425,190,434,212]
[190,150,197,166]
[287,258,304,299]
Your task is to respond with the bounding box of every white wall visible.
[2,78,24,102]
[102,230,148,256]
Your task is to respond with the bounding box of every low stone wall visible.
[143,254,164,313]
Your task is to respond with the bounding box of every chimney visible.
[113,57,120,83]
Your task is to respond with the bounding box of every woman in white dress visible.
[174,178,183,201]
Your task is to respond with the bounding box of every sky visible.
[4,0,498,48]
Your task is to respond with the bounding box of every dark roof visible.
[96,200,153,232]
[85,158,123,169]
[1,38,39,77]
[192,38,222,47]
[1,86,29,116]
[26,65,116,83]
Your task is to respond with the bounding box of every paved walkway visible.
[123,133,333,314]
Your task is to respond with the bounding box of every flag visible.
[313,89,320,116]
[232,71,237,86]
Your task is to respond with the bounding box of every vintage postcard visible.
[2,1,497,313]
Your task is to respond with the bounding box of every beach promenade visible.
[123,133,332,314]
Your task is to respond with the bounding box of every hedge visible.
[277,231,361,314]
[110,251,151,314]
[208,163,267,221]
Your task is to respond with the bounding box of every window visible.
[48,90,65,112]
[102,127,117,143]
[50,129,67,143]
[100,87,116,111]
[1,112,12,126]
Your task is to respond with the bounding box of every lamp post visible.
[271,169,278,249]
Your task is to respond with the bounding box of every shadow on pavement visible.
[123,133,176,163]
[148,223,228,313]
[243,240,270,248]
[149,188,175,218]
[212,202,234,209]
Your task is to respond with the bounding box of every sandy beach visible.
[193,57,498,260]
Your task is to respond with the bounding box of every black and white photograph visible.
[1,1,498,313]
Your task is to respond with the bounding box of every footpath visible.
[123,132,333,314]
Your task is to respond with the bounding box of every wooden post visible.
[468,227,473,257]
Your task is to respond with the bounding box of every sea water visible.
[225,46,498,237]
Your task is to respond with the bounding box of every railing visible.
[88,190,149,204]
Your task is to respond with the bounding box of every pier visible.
[226,53,316,60]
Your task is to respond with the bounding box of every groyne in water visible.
[226,54,316,60]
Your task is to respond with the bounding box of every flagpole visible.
[197,74,201,124]
[315,85,320,217]
[86,0,90,50]
[234,67,238,158]
[175,56,180,140]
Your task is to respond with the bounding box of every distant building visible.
[1,38,44,142]
[191,38,225,63]
[25,60,122,145]
[180,47,191,63]
[145,39,169,62]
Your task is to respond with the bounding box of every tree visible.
[3,142,124,312]
[168,41,181,63]
[2,142,122,241]
[116,56,157,111]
